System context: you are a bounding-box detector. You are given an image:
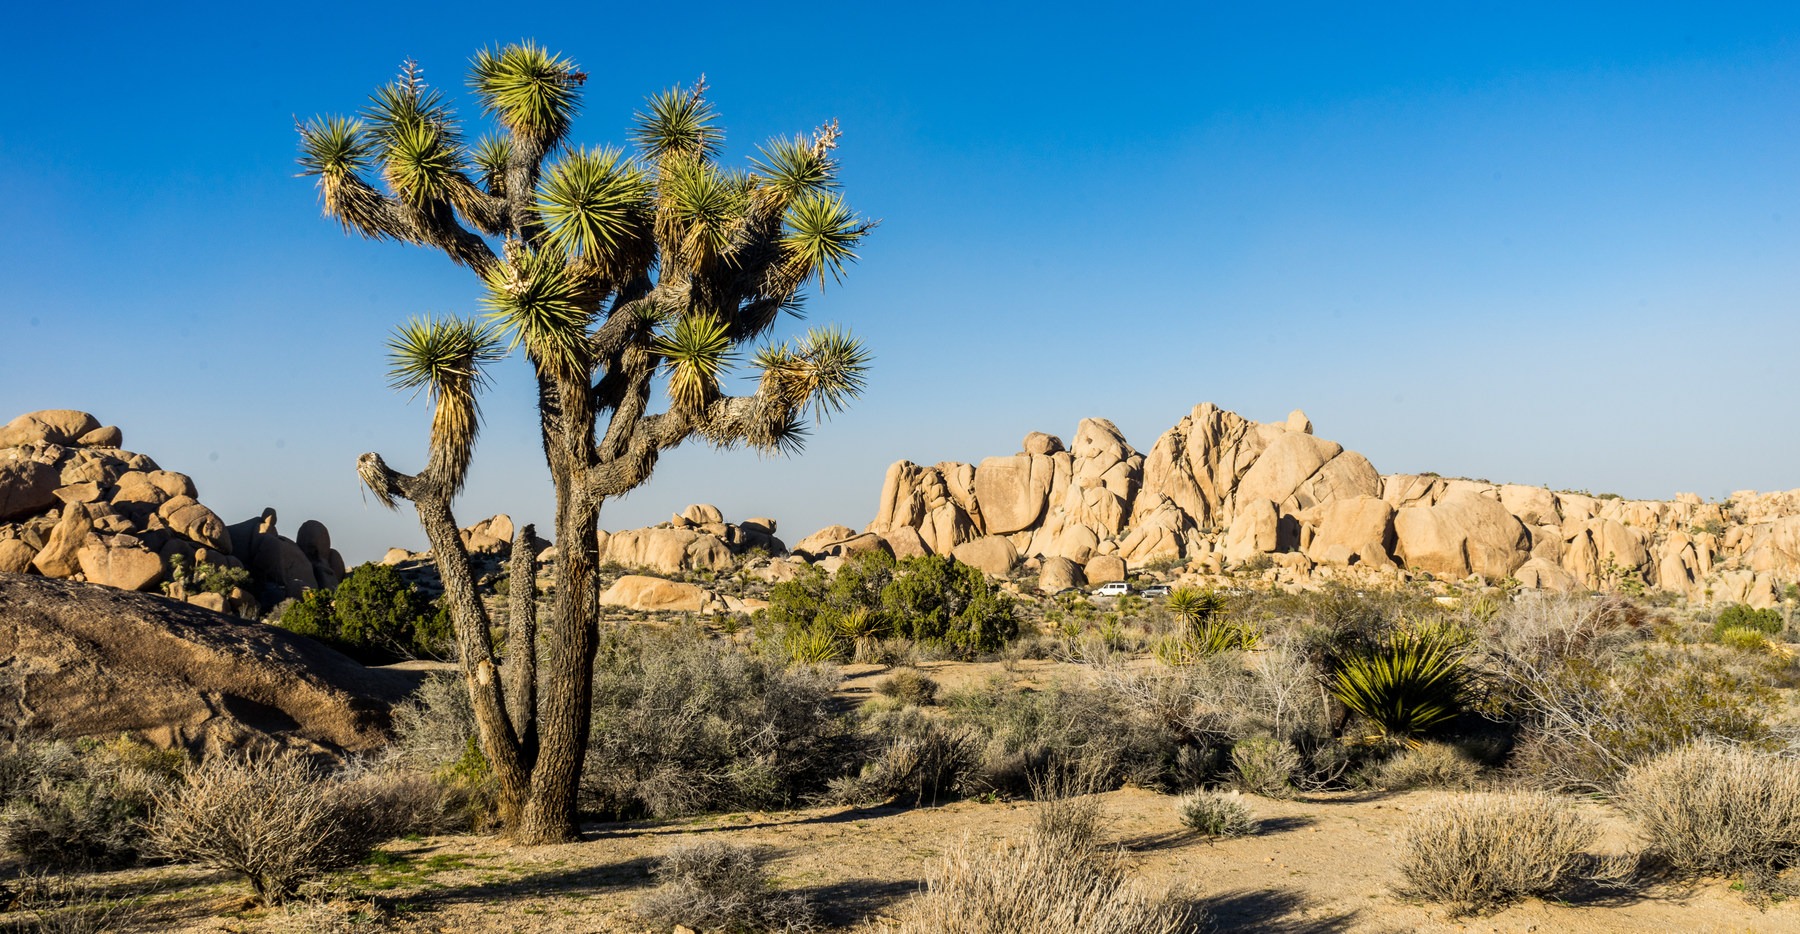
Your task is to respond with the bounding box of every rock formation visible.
[0,574,416,755]
[863,402,1800,606]
[0,409,345,614]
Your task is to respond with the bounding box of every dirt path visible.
[128,787,1797,933]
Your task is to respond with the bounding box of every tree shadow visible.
[1257,815,1318,833]
[792,877,920,927]
[582,803,911,841]
[1120,816,1316,853]
[1200,888,1361,933]
[395,854,659,910]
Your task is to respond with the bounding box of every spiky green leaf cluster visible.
[751,127,839,206]
[537,147,653,266]
[471,134,513,191]
[385,317,503,493]
[297,117,372,178]
[1330,624,1469,746]
[659,160,750,270]
[480,248,593,378]
[781,192,873,289]
[363,62,459,154]
[653,314,737,410]
[633,81,721,163]
[469,42,585,148]
[755,326,871,421]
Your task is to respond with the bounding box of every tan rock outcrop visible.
[952,535,1018,577]
[1038,556,1085,593]
[600,575,712,613]
[1394,492,1529,580]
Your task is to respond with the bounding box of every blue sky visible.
[2,3,1796,561]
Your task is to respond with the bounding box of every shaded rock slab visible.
[0,573,417,755]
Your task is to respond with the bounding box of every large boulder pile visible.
[598,504,786,574]
[0,409,344,614]
[862,401,1800,606]
[0,574,416,755]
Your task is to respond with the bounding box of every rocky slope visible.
[0,409,347,614]
[853,402,1791,606]
[0,574,416,754]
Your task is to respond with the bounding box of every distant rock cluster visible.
[0,409,346,614]
[853,402,1800,607]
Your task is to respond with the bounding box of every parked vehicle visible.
[1092,581,1131,597]
[1141,585,1171,598]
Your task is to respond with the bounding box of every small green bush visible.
[1177,790,1256,838]
[276,563,448,662]
[1715,604,1783,638]
[1717,626,1770,652]
[767,552,1017,658]
[1230,735,1299,798]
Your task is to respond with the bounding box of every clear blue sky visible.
[2,2,1796,562]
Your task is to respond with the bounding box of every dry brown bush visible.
[896,823,1200,933]
[1372,742,1482,790]
[1618,742,1800,898]
[1397,791,1598,915]
[149,752,406,906]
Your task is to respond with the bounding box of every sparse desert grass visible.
[1230,734,1299,798]
[1176,789,1256,838]
[635,840,819,933]
[0,736,182,871]
[1397,790,1599,916]
[1618,742,1800,899]
[875,667,940,706]
[826,706,981,807]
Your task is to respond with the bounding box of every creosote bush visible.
[1398,791,1598,916]
[1176,790,1256,838]
[0,736,182,871]
[581,626,854,819]
[635,840,819,933]
[150,751,413,906]
[1618,743,1800,899]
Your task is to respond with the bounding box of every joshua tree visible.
[298,44,874,844]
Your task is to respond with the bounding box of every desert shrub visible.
[1506,650,1775,793]
[881,555,1018,656]
[827,707,982,807]
[150,751,401,906]
[0,737,183,870]
[946,678,1177,797]
[635,840,818,933]
[275,563,448,662]
[162,553,252,599]
[389,674,498,830]
[1370,741,1481,790]
[1715,603,1783,637]
[1176,790,1256,838]
[1329,623,1468,745]
[1229,734,1300,798]
[1618,743,1800,897]
[876,668,940,706]
[1398,791,1598,916]
[896,824,1199,933]
[1717,626,1771,651]
[581,627,854,819]
[10,872,141,934]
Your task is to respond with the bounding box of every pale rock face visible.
[973,454,1056,534]
[1223,499,1281,563]
[952,535,1018,577]
[0,457,59,521]
[159,497,231,554]
[880,526,932,559]
[681,504,725,525]
[76,537,166,591]
[604,527,733,575]
[1514,558,1581,592]
[76,425,122,447]
[792,524,859,557]
[1038,556,1085,593]
[1285,409,1313,434]
[600,575,712,613]
[1084,554,1127,584]
[1303,496,1396,569]
[1394,491,1529,580]
[31,503,91,578]
[0,539,36,574]
[1022,432,1065,456]
[0,411,101,447]
[1230,433,1343,515]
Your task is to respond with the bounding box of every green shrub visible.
[581,627,854,819]
[1230,735,1299,798]
[1715,603,1783,638]
[1398,791,1598,916]
[0,737,182,871]
[946,679,1177,797]
[635,841,818,933]
[1509,651,1776,792]
[276,564,448,662]
[767,552,1017,658]
[829,707,982,807]
[881,555,1018,656]
[1329,623,1468,745]
[1619,743,1800,899]
[1176,790,1256,838]
[1717,626,1770,651]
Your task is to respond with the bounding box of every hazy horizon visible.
[4,3,1797,563]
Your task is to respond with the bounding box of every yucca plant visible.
[1330,624,1469,746]
[301,46,875,844]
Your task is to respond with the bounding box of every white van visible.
[1092,581,1131,597]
